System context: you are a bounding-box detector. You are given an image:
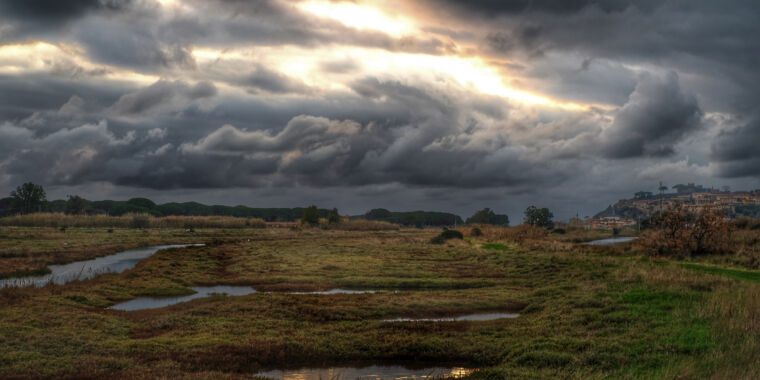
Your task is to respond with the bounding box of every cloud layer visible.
[0,0,758,218]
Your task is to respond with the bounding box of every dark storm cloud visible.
[108,80,217,116]
[0,0,132,42]
[598,72,702,158]
[76,16,196,70]
[712,117,760,177]
[162,78,567,190]
[1,0,759,217]
[0,0,130,21]
[0,74,561,190]
[243,65,312,94]
[439,0,760,182]
[431,0,662,16]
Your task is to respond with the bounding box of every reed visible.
[321,219,399,231]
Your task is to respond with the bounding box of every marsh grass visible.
[0,213,266,229]
[2,227,760,378]
[322,219,399,231]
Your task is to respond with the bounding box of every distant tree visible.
[466,208,509,226]
[327,208,341,224]
[365,208,393,220]
[10,182,46,214]
[127,197,157,210]
[523,206,554,228]
[301,205,320,226]
[65,195,88,215]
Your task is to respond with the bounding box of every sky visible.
[1,0,759,220]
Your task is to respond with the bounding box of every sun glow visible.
[0,41,158,85]
[296,0,416,37]
[191,44,593,111]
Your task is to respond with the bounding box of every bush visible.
[301,205,320,226]
[430,228,464,244]
[327,208,341,224]
[466,208,509,226]
[470,227,483,237]
[639,204,733,257]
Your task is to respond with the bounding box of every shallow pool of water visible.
[383,312,520,322]
[586,237,638,246]
[289,288,378,295]
[0,244,202,288]
[255,365,475,380]
[110,285,256,311]
[110,288,382,311]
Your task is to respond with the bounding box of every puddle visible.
[0,244,203,288]
[586,237,638,246]
[256,365,475,380]
[111,288,380,311]
[383,312,519,322]
[110,285,256,311]
[289,288,378,295]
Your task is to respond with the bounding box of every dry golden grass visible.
[0,213,265,229]
[322,219,400,231]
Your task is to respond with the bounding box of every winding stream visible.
[0,244,202,288]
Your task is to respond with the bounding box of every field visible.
[1,224,760,378]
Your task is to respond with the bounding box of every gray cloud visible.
[108,80,217,116]
[429,0,663,16]
[0,0,132,42]
[0,0,759,219]
[598,72,702,158]
[712,117,760,177]
[243,65,312,94]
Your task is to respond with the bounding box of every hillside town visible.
[581,183,760,229]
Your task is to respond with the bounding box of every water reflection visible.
[110,285,256,311]
[289,289,378,295]
[110,288,381,311]
[383,313,519,322]
[0,244,202,288]
[586,237,638,246]
[256,366,476,380]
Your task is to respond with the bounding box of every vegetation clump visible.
[327,208,341,224]
[365,208,463,227]
[466,208,509,226]
[639,204,733,257]
[524,206,554,229]
[301,205,320,226]
[9,182,46,214]
[430,228,464,244]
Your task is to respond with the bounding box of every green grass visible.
[481,242,508,250]
[682,262,760,283]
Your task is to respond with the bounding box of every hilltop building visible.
[594,184,760,221]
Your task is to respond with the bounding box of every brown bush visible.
[638,204,733,257]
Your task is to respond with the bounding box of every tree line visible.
[1,182,555,227]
